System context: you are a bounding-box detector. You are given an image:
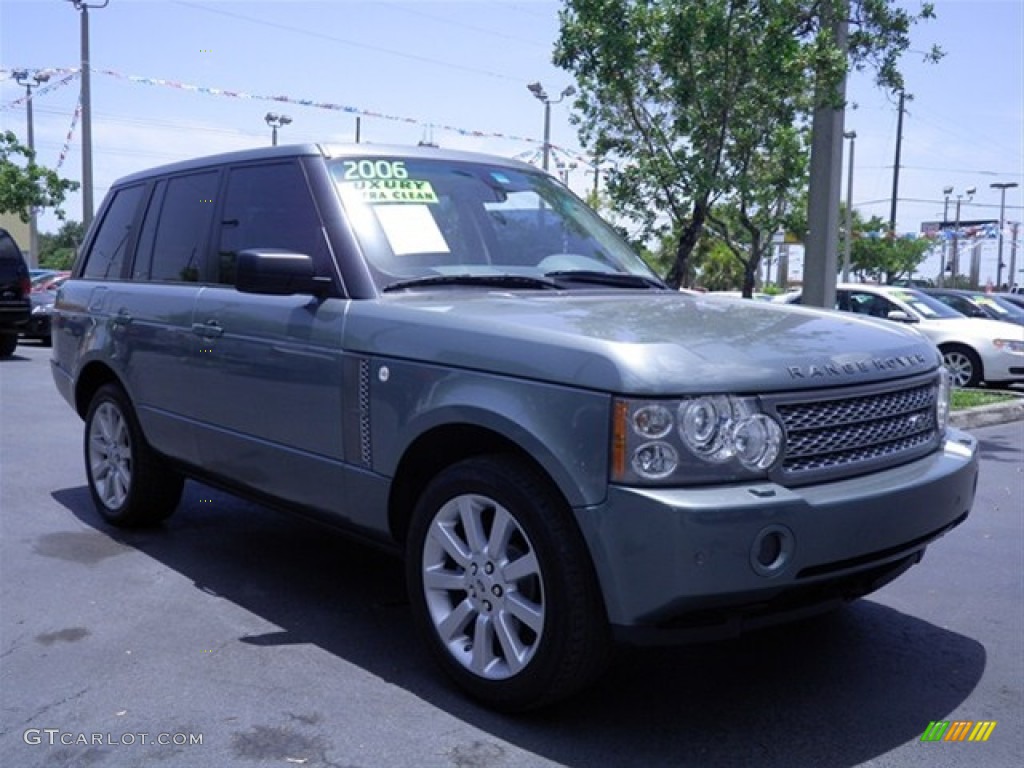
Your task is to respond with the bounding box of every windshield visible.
[887,288,965,319]
[328,157,661,291]
[972,294,1024,319]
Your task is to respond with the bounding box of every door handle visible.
[191,321,223,338]
[111,310,133,327]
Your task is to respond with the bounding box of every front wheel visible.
[406,455,611,711]
[941,345,982,388]
[84,383,184,527]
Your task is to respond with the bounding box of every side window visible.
[217,162,331,285]
[132,180,166,280]
[81,185,145,279]
[849,291,895,318]
[149,171,220,283]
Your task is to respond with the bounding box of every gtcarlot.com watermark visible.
[24,729,203,747]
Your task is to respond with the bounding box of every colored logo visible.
[921,721,996,742]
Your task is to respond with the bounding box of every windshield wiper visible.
[382,273,562,293]
[544,270,668,290]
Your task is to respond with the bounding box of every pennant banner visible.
[4,66,590,166]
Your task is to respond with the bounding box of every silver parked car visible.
[779,284,1024,387]
[52,145,979,710]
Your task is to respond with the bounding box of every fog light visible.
[750,525,794,577]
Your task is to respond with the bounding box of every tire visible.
[84,383,184,527]
[941,345,982,388]
[0,334,16,358]
[405,455,611,711]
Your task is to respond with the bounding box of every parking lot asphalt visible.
[1,340,1021,768]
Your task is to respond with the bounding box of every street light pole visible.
[527,82,575,173]
[939,186,952,288]
[13,69,50,268]
[951,187,976,285]
[842,130,856,282]
[264,113,292,146]
[990,182,1019,289]
[66,1,108,232]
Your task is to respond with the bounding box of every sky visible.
[1,0,1022,284]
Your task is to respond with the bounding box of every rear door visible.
[108,170,221,465]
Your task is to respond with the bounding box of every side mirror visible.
[886,310,918,324]
[235,249,331,297]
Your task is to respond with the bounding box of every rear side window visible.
[146,171,219,283]
[216,162,330,285]
[0,230,24,262]
[81,185,145,279]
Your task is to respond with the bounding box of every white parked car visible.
[780,284,1024,387]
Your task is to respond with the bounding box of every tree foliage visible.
[39,220,85,269]
[842,210,932,284]
[554,0,939,294]
[0,131,79,222]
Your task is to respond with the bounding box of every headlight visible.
[935,367,951,434]
[613,395,785,485]
[993,338,1024,355]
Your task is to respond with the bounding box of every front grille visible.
[769,375,940,485]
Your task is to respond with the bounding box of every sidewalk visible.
[950,394,1024,430]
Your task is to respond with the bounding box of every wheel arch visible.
[388,424,573,545]
[74,361,127,418]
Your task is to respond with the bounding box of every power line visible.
[855,197,1023,212]
[171,0,525,83]
[378,2,550,49]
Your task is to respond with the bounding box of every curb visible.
[950,395,1024,430]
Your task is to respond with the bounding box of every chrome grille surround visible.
[764,371,942,486]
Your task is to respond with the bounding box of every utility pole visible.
[889,90,905,233]
[66,1,108,231]
[803,1,849,309]
[842,130,856,282]
[13,69,50,268]
[1011,222,1020,289]
[990,182,1019,288]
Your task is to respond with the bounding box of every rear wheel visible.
[0,334,16,358]
[84,383,184,527]
[406,455,611,711]
[941,345,982,388]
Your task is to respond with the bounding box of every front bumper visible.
[981,347,1024,382]
[574,428,979,642]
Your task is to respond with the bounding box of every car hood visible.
[343,291,941,395]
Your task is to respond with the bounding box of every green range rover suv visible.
[52,144,979,710]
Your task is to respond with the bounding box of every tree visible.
[554,0,939,294]
[0,131,79,222]
[695,239,746,291]
[845,213,931,284]
[39,220,85,270]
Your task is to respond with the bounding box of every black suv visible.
[0,227,31,358]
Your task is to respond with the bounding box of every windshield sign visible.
[891,289,963,319]
[329,157,660,291]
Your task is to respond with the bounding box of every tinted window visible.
[149,171,219,283]
[82,185,145,279]
[132,180,165,280]
[216,162,330,285]
[0,229,24,263]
